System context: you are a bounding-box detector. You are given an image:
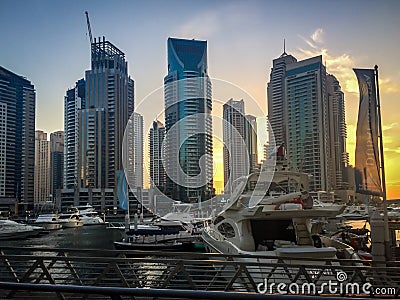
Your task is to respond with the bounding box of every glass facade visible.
[0,66,35,206]
[79,37,134,189]
[164,38,213,202]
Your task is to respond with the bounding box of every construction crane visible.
[85,11,93,44]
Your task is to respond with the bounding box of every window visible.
[218,222,235,238]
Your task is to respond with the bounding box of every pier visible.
[1,246,399,299]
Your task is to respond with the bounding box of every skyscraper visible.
[34,130,50,205]
[326,74,348,190]
[267,51,297,147]
[223,99,247,193]
[79,37,134,189]
[164,38,213,202]
[50,131,64,199]
[285,55,330,191]
[245,115,258,172]
[149,120,165,190]
[0,66,35,207]
[64,79,85,189]
[125,112,143,189]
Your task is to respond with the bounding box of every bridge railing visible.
[1,246,399,299]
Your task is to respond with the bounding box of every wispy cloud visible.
[295,29,357,94]
[383,122,398,131]
[295,28,400,95]
[311,28,324,43]
[175,11,221,39]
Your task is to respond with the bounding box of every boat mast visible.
[375,65,390,260]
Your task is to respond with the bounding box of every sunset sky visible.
[1,0,399,198]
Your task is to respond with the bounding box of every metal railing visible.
[1,246,399,299]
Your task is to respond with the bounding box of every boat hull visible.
[113,241,195,251]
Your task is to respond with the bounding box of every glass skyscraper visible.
[64,79,85,189]
[223,99,247,194]
[50,131,64,199]
[267,51,297,147]
[285,55,329,191]
[0,66,35,208]
[79,37,134,189]
[149,120,166,190]
[164,38,213,202]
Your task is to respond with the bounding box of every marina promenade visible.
[1,246,399,299]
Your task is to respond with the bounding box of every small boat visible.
[336,205,372,220]
[113,228,201,251]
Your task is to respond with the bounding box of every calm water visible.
[2,225,124,249]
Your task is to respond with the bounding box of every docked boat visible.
[113,228,201,251]
[202,158,358,268]
[0,219,44,240]
[34,214,63,230]
[67,204,105,226]
[114,218,203,251]
[58,213,83,228]
[336,205,372,220]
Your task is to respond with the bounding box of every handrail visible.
[2,245,399,265]
[0,282,373,300]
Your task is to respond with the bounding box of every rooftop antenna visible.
[283,38,286,54]
[280,38,287,57]
[85,11,93,44]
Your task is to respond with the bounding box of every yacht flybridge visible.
[203,160,355,261]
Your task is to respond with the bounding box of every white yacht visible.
[67,204,105,226]
[0,219,43,240]
[336,205,372,220]
[58,213,83,228]
[203,159,358,272]
[34,214,63,230]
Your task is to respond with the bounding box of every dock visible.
[1,246,399,299]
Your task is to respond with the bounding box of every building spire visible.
[280,38,288,57]
[284,38,286,53]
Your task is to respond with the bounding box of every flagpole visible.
[374,65,391,261]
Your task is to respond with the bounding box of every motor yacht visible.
[0,219,44,240]
[58,213,83,228]
[34,214,63,230]
[67,204,105,225]
[202,159,359,284]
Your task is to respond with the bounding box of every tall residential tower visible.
[0,66,35,207]
[64,79,85,188]
[267,51,297,147]
[79,37,134,189]
[223,99,247,193]
[50,131,64,199]
[34,130,50,205]
[164,38,213,202]
[149,120,166,190]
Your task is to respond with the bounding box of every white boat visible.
[67,204,105,226]
[34,214,63,230]
[202,159,358,283]
[0,219,44,240]
[382,206,400,220]
[58,213,83,228]
[337,205,372,220]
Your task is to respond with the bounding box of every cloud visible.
[176,11,220,39]
[383,122,398,131]
[379,78,400,94]
[311,28,324,43]
[295,29,400,95]
[294,29,358,94]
